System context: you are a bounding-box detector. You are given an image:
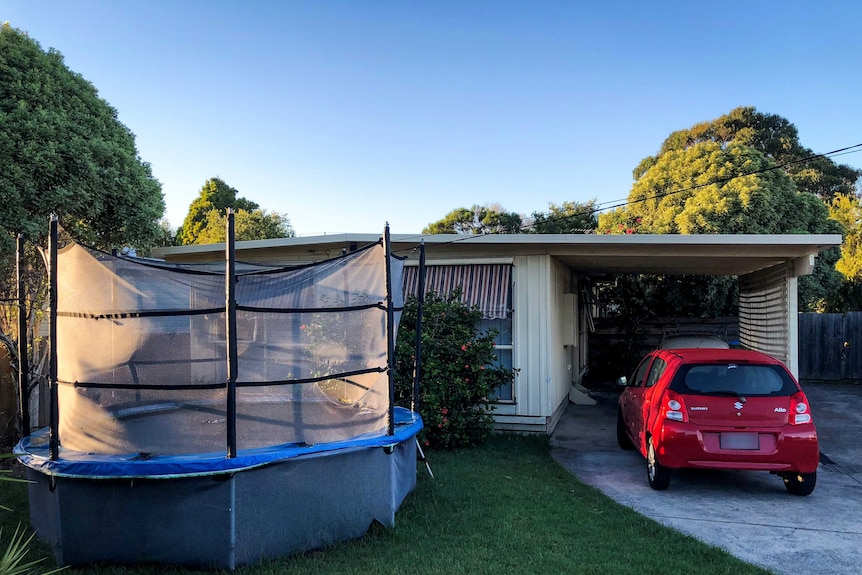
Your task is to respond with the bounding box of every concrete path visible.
[550,383,862,575]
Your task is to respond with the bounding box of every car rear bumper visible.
[655,420,819,473]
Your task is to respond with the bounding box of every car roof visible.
[661,347,783,366]
[659,335,729,350]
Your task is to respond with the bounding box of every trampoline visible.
[14,219,423,570]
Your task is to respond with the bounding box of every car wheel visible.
[616,409,634,450]
[783,471,816,496]
[647,437,671,490]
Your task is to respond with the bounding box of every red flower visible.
[300,324,307,331]
[636,217,643,224]
[464,377,469,382]
[461,345,468,351]
[618,224,624,229]
[464,364,470,369]
[626,229,634,235]
[425,440,430,446]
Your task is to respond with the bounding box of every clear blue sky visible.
[5,1,862,236]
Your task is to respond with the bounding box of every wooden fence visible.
[587,313,861,386]
[798,312,862,381]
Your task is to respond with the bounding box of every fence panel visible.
[799,312,862,381]
[844,312,862,380]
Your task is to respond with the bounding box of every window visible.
[671,363,797,397]
[404,264,514,402]
[483,316,514,401]
[631,355,653,387]
[645,358,667,388]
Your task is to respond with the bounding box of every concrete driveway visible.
[550,382,862,575]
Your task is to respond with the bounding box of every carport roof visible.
[153,233,843,277]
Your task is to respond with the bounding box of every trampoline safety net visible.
[54,239,404,455]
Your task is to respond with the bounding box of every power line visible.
[393,142,862,254]
[593,143,862,214]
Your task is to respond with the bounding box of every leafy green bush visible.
[395,290,514,449]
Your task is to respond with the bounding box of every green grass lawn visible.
[1,436,771,575]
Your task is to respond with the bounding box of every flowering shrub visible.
[395,290,514,449]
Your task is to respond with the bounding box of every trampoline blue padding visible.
[16,407,423,570]
[16,407,421,479]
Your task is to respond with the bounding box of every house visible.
[154,232,841,434]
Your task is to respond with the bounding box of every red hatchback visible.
[617,348,818,495]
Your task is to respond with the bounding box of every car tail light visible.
[789,391,812,425]
[661,390,688,423]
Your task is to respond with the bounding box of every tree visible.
[175,178,260,245]
[193,208,294,244]
[824,191,862,310]
[601,142,838,236]
[528,199,598,233]
[633,106,861,201]
[0,23,165,258]
[599,139,843,314]
[829,192,862,282]
[0,23,164,347]
[623,107,862,312]
[422,204,522,234]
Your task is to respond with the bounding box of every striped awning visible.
[403,264,512,319]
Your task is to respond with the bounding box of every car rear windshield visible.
[669,363,798,397]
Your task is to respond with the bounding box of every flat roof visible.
[153,233,843,277]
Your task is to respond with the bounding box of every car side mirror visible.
[617,376,627,387]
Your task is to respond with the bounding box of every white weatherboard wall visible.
[493,255,571,433]
[548,258,575,427]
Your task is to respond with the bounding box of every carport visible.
[154,233,842,433]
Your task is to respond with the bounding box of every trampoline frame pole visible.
[225,210,238,458]
[17,234,30,436]
[411,241,426,414]
[384,223,396,436]
[48,217,59,460]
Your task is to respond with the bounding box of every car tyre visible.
[783,471,816,496]
[647,437,671,490]
[616,409,634,450]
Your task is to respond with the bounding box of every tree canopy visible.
[423,204,522,234]
[176,177,294,244]
[830,192,862,282]
[194,208,294,244]
[0,23,165,257]
[633,106,860,200]
[528,199,598,233]
[599,117,847,314]
[600,142,839,236]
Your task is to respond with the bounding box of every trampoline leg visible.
[416,438,434,479]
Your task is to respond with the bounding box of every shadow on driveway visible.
[550,383,862,575]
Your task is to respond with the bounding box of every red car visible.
[617,348,818,495]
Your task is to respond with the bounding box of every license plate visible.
[720,432,759,450]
